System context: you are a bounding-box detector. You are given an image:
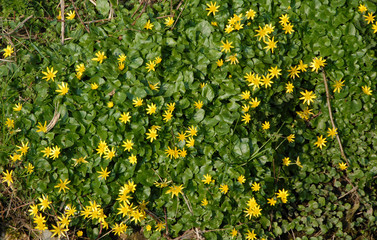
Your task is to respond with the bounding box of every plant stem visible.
[321,68,349,165]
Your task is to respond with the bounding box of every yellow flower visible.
[144,20,154,30]
[122,139,134,152]
[50,145,61,159]
[98,167,111,180]
[237,175,246,184]
[314,135,327,150]
[154,56,162,64]
[77,230,83,237]
[146,60,156,72]
[96,140,108,157]
[333,79,345,93]
[5,118,14,128]
[262,74,273,88]
[91,83,99,89]
[202,174,212,184]
[288,65,300,79]
[327,127,337,138]
[117,54,127,63]
[299,90,316,105]
[118,62,125,71]
[262,121,270,130]
[3,45,14,58]
[268,66,282,79]
[155,222,165,231]
[112,222,128,236]
[282,157,291,166]
[145,225,152,231]
[279,14,290,26]
[56,82,69,95]
[165,17,174,27]
[339,162,348,170]
[26,163,34,174]
[358,4,367,13]
[177,131,187,142]
[55,179,71,193]
[246,9,256,20]
[242,113,251,124]
[251,182,260,192]
[2,170,13,186]
[246,229,257,240]
[146,128,158,142]
[283,23,294,34]
[9,153,21,162]
[372,22,377,33]
[162,110,173,122]
[220,40,234,53]
[225,24,234,33]
[76,63,85,73]
[186,137,195,147]
[296,156,303,168]
[285,82,294,93]
[211,21,218,26]
[249,97,260,108]
[92,51,107,64]
[241,90,251,100]
[119,112,131,124]
[41,146,52,157]
[28,204,39,216]
[226,53,239,65]
[206,1,220,16]
[129,154,137,165]
[201,198,208,206]
[267,198,277,206]
[107,101,114,108]
[297,60,308,72]
[133,97,143,107]
[57,11,62,20]
[104,147,116,160]
[194,100,203,110]
[264,37,278,53]
[364,12,375,24]
[217,59,224,67]
[219,184,229,194]
[362,85,372,95]
[186,125,198,136]
[287,134,295,143]
[72,156,88,166]
[310,57,326,72]
[242,104,250,112]
[17,141,29,156]
[66,10,75,20]
[166,184,184,198]
[276,189,289,203]
[146,103,157,115]
[42,66,58,82]
[38,194,52,211]
[255,26,269,41]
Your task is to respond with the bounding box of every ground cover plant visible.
[1,0,377,239]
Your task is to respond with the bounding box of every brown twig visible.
[321,68,349,164]
[131,0,144,18]
[156,14,174,19]
[338,186,358,199]
[60,0,65,45]
[132,2,147,25]
[7,15,33,35]
[171,0,186,30]
[84,19,110,24]
[69,0,90,33]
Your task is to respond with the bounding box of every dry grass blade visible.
[46,103,60,132]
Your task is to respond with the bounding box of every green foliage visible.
[1,0,377,239]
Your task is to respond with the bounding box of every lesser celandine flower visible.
[3,45,14,58]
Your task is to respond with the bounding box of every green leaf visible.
[96,0,110,16]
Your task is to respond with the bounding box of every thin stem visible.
[321,68,349,164]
